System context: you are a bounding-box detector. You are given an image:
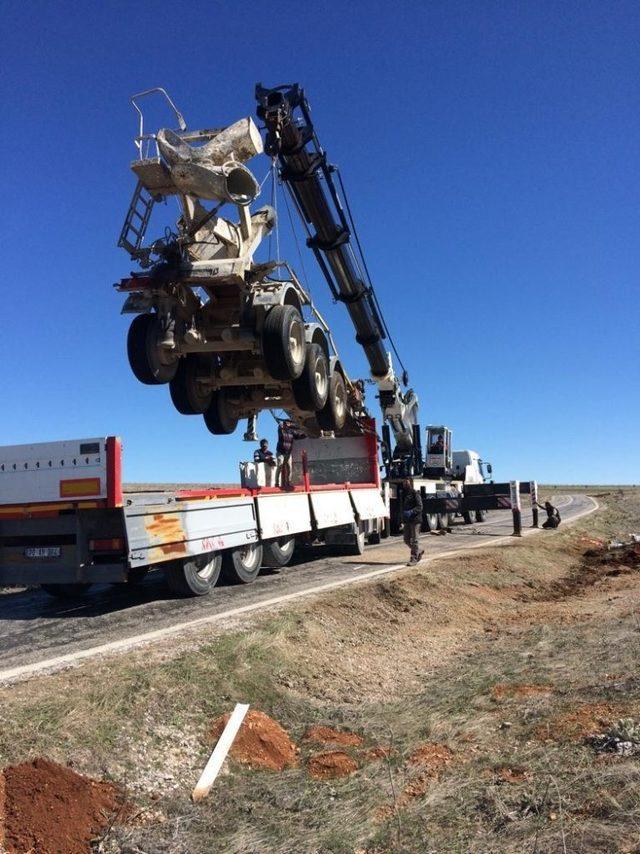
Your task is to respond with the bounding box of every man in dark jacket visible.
[402,478,424,564]
[538,500,561,529]
[276,418,305,489]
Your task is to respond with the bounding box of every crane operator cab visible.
[425,426,453,479]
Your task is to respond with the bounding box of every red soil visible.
[302,725,364,747]
[308,751,358,780]
[208,709,298,771]
[0,757,126,854]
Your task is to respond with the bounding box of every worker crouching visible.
[402,478,424,565]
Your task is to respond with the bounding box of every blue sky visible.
[2,0,638,484]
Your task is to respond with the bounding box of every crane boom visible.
[255,83,420,462]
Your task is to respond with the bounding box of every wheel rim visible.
[239,543,260,570]
[334,376,347,419]
[193,554,217,581]
[315,360,328,399]
[289,320,305,369]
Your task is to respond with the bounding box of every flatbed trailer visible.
[0,431,388,597]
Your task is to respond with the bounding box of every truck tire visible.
[475,509,487,523]
[317,369,347,432]
[292,343,329,411]
[262,536,295,568]
[127,313,178,385]
[41,583,92,599]
[348,526,366,556]
[203,389,239,435]
[263,305,306,380]
[368,528,382,545]
[170,355,213,415]
[462,510,473,524]
[423,513,438,532]
[381,516,391,538]
[164,553,221,596]
[222,542,263,584]
[436,513,449,530]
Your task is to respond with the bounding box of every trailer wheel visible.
[424,513,438,532]
[164,553,221,596]
[127,313,178,385]
[170,355,213,415]
[436,513,450,530]
[348,526,366,556]
[41,583,92,599]
[317,369,347,432]
[263,305,306,380]
[222,542,263,584]
[475,509,487,523]
[292,343,329,411]
[262,536,295,568]
[203,389,239,435]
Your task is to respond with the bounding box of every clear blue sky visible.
[2,0,638,484]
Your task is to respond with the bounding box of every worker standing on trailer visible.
[401,478,425,565]
[276,419,304,490]
[254,439,277,487]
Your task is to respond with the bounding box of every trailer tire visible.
[263,305,306,380]
[436,513,450,530]
[222,542,263,584]
[317,369,347,432]
[475,509,487,523]
[164,553,221,596]
[170,355,213,415]
[262,536,295,568]
[424,513,438,532]
[127,313,178,385]
[203,389,239,435]
[292,343,329,411]
[41,583,92,599]
[348,527,366,556]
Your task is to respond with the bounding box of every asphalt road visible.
[0,494,595,682]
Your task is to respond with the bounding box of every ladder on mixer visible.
[118,181,155,261]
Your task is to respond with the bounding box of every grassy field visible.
[0,488,638,852]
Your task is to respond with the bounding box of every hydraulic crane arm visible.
[255,83,419,457]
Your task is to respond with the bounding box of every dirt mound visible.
[407,742,454,773]
[208,709,298,771]
[536,702,637,742]
[308,751,358,779]
[303,725,363,746]
[491,683,552,701]
[0,757,125,854]
[529,543,640,602]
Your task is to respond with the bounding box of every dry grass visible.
[0,488,638,852]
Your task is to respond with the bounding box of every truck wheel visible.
[317,369,347,432]
[127,313,178,385]
[203,389,239,435]
[164,553,221,596]
[349,527,366,555]
[262,536,295,568]
[222,542,263,584]
[41,583,92,599]
[170,355,213,414]
[475,509,487,522]
[436,513,449,530]
[292,343,329,411]
[263,305,306,380]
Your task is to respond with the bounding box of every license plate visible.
[24,547,61,559]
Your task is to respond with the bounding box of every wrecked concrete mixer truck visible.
[115,88,361,437]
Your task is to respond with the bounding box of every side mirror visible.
[487,464,493,474]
